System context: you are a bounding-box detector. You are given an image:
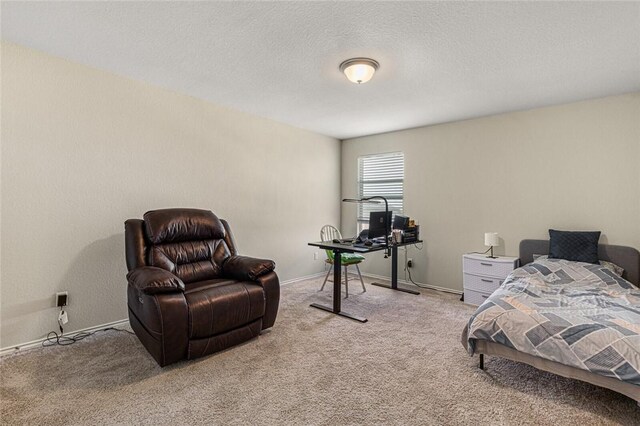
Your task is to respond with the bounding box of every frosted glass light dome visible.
[339,58,380,84]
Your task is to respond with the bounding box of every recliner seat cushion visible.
[184,278,238,294]
[185,281,266,338]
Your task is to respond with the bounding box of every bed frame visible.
[462,239,640,402]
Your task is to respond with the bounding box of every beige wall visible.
[342,93,640,293]
[0,43,340,349]
[2,42,638,350]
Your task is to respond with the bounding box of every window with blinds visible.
[357,152,404,232]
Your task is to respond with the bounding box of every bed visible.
[461,239,640,402]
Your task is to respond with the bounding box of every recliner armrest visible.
[127,266,185,294]
[222,255,275,281]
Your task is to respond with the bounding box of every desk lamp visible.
[342,196,390,257]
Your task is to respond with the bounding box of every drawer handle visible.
[480,262,493,266]
[482,295,489,299]
[481,279,494,283]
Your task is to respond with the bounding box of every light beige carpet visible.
[1,276,639,425]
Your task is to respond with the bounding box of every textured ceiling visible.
[2,2,639,139]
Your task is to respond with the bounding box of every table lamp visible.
[484,232,500,258]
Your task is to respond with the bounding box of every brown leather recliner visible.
[124,208,279,367]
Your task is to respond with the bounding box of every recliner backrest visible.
[142,209,232,283]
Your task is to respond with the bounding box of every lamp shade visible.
[484,232,500,247]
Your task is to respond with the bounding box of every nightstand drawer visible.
[463,256,516,279]
[464,289,492,306]
[463,273,503,293]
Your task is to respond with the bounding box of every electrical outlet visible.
[313,252,318,260]
[407,258,413,268]
[56,291,68,307]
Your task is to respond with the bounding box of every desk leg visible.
[310,248,367,322]
[371,245,420,295]
[332,249,341,312]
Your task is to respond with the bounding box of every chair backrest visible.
[125,209,238,284]
[320,225,341,262]
[320,225,342,242]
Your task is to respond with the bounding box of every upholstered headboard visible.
[519,239,640,287]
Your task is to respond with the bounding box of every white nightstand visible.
[462,253,519,306]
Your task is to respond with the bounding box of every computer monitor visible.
[368,211,392,240]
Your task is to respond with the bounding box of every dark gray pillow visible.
[548,229,601,264]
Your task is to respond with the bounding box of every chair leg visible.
[355,264,366,292]
[344,265,349,298]
[320,265,332,291]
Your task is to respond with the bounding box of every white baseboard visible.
[0,272,325,357]
[0,318,131,357]
[360,272,463,295]
[282,269,463,296]
[280,271,327,286]
[1,271,450,357]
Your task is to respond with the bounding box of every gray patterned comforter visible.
[467,258,640,386]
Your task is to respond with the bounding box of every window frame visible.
[356,152,404,233]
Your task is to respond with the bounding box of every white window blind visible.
[357,152,404,231]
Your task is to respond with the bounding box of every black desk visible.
[307,240,422,322]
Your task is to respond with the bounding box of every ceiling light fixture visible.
[339,58,379,84]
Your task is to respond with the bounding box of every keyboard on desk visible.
[332,238,356,244]
[353,242,382,248]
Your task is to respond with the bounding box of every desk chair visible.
[319,225,366,298]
